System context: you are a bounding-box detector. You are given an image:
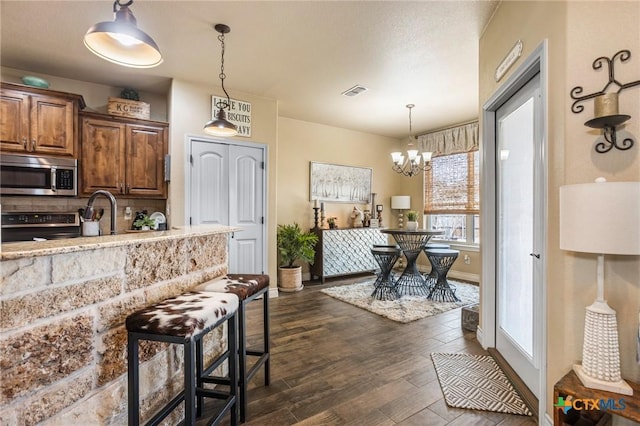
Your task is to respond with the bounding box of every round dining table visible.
[380,228,444,296]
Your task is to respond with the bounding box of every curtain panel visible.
[417,121,479,157]
[421,121,480,215]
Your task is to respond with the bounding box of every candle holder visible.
[312,207,320,230]
[570,49,639,153]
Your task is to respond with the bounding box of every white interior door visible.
[228,144,264,274]
[189,138,266,274]
[495,73,543,398]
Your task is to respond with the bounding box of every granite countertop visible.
[0,225,241,260]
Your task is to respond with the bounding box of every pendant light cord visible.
[217,31,232,110]
[407,103,415,143]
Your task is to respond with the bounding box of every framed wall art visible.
[310,162,372,203]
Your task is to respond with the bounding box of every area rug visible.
[320,279,478,323]
[430,353,532,416]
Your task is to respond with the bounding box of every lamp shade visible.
[560,179,640,255]
[391,195,411,210]
[203,108,238,137]
[83,3,162,68]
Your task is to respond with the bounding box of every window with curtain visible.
[418,121,480,245]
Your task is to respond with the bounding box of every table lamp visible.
[560,178,640,395]
[391,195,411,228]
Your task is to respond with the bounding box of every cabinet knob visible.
[22,138,27,150]
[119,183,124,194]
[31,138,36,151]
[126,184,130,194]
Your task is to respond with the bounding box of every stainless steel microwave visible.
[0,154,78,196]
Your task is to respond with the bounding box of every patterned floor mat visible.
[430,352,533,416]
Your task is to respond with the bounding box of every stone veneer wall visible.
[0,234,229,425]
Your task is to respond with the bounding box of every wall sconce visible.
[570,49,639,153]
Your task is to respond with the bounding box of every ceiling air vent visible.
[341,85,368,97]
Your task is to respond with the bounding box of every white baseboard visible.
[414,265,479,284]
[447,270,480,283]
[269,287,279,298]
[476,326,485,348]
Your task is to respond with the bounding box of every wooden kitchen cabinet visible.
[0,82,85,157]
[80,112,168,198]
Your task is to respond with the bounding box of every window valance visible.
[417,121,479,157]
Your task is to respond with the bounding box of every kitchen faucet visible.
[85,190,118,235]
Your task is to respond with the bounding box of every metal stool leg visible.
[127,333,140,426]
[371,247,401,300]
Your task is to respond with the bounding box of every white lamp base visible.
[573,364,633,395]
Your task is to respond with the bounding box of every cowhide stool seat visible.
[195,274,270,422]
[126,291,239,426]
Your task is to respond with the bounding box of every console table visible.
[311,228,388,283]
[553,370,639,425]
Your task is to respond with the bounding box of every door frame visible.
[184,134,269,275]
[479,40,548,421]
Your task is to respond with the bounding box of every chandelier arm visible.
[391,103,430,177]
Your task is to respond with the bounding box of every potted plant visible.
[406,210,419,231]
[133,215,156,231]
[277,223,319,292]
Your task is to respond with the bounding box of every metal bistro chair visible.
[370,245,401,300]
[425,248,460,302]
[423,243,450,286]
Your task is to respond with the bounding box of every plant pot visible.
[406,221,418,231]
[278,266,304,292]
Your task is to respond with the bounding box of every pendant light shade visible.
[84,0,162,68]
[203,24,238,137]
[204,108,239,137]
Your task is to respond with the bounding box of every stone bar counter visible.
[0,226,238,425]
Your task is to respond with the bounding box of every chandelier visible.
[204,24,238,137]
[391,104,432,177]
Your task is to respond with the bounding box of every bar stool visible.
[370,246,401,300]
[126,291,239,426]
[424,248,460,302]
[195,274,270,423]
[423,243,450,284]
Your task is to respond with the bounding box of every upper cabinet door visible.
[1,89,31,152]
[80,117,126,196]
[30,94,76,156]
[125,123,167,198]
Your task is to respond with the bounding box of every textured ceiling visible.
[0,1,498,138]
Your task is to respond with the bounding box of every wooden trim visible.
[488,347,538,422]
[554,370,639,424]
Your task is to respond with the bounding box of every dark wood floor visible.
[200,274,537,426]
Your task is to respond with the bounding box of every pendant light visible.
[203,24,238,137]
[391,104,432,177]
[84,0,162,68]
